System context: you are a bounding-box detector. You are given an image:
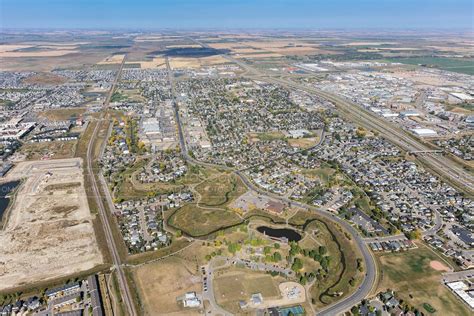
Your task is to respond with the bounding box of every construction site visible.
[0,158,103,291]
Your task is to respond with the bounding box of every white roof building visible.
[411,128,438,137]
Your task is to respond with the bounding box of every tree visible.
[318,245,327,256]
[274,243,280,249]
[175,230,182,238]
[273,252,282,262]
[228,243,241,254]
[356,127,367,138]
[264,246,272,255]
[291,258,303,272]
[320,256,329,270]
[407,228,422,240]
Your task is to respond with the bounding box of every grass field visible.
[248,131,286,143]
[287,136,320,149]
[213,268,281,314]
[306,218,364,308]
[19,140,77,160]
[194,173,246,206]
[38,107,86,121]
[388,57,474,75]
[132,256,203,315]
[168,204,242,237]
[376,243,470,316]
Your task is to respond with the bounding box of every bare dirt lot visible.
[0,158,103,291]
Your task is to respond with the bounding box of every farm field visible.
[388,57,474,75]
[376,243,470,316]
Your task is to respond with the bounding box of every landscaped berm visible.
[376,243,470,316]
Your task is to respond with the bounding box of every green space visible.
[195,173,246,206]
[305,217,364,308]
[376,244,470,316]
[0,99,15,108]
[250,131,286,142]
[167,203,242,237]
[388,57,474,75]
[110,91,128,103]
[423,303,436,314]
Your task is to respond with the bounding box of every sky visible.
[1,0,473,30]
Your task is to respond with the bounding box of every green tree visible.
[318,245,327,256]
[273,252,282,262]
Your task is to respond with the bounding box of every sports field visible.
[376,243,470,316]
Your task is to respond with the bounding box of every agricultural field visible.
[388,57,474,75]
[376,243,470,316]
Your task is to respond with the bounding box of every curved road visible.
[166,55,376,315]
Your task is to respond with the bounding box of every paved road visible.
[442,269,474,283]
[86,56,137,316]
[167,48,376,316]
[362,234,407,243]
[207,45,474,196]
[235,170,377,316]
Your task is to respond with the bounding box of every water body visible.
[257,226,302,242]
[0,180,20,222]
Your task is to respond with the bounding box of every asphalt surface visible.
[211,44,474,195]
[166,52,376,315]
[86,56,138,316]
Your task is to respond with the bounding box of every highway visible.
[166,51,376,316]
[264,76,474,196]
[86,56,138,316]
[198,40,474,196]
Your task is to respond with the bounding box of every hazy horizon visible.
[1,0,473,30]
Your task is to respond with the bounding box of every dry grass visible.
[0,44,33,52]
[288,136,320,149]
[213,268,281,314]
[376,243,470,316]
[169,55,229,69]
[132,256,202,315]
[38,107,87,121]
[0,50,78,57]
[98,54,125,64]
[133,57,167,69]
[23,72,68,85]
[19,141,77,160]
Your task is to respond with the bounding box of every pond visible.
[256,226,302,242]
[0,180,20,222]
